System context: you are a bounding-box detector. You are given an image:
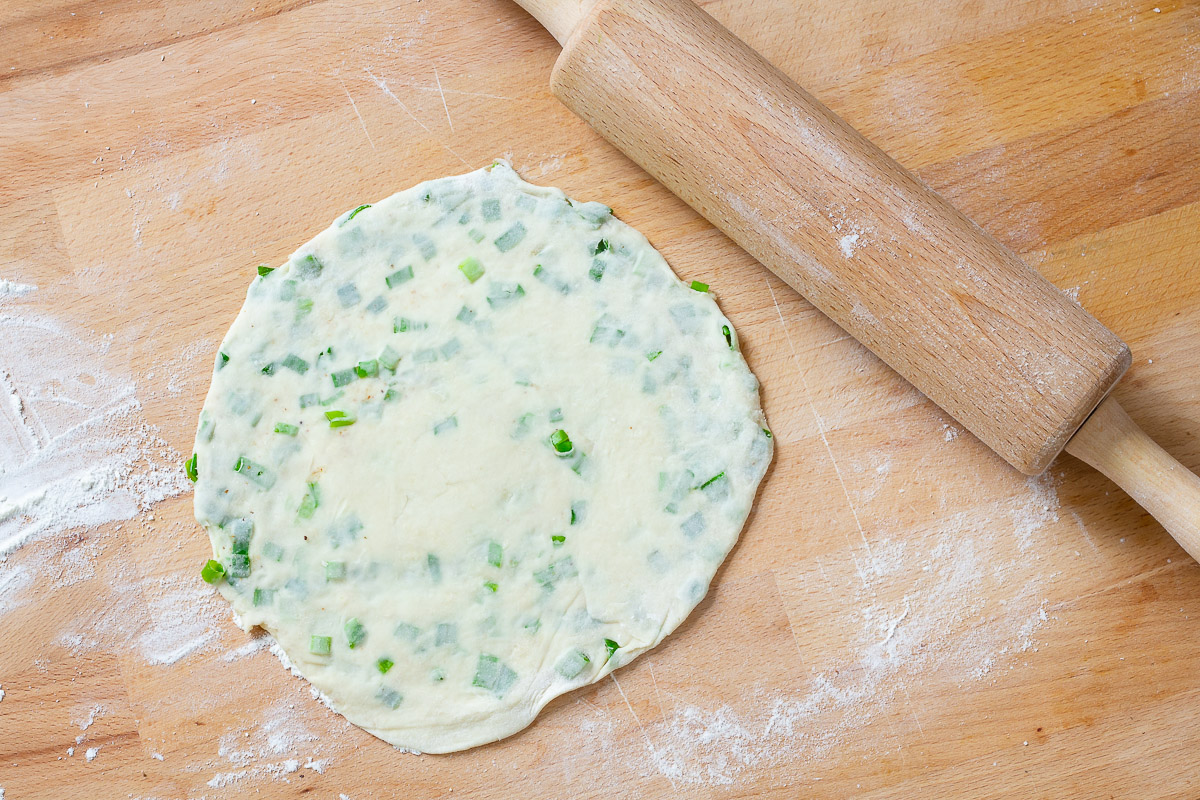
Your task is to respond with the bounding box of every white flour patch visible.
[0,306,188,558]
[838,232,860,258]
[570,473,1065,786]
[0,281,37,300]
[85,746,100,762]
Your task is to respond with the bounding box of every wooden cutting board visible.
[2,0,1199,797]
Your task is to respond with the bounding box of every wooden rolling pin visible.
[513,0,1200,562]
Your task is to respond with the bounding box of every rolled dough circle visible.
[193,163,772,752]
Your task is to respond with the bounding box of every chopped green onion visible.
[481,198,501,221]
[570,501,586,525]
[347,204,371,221]
[699,471,725,490]
[763,428,773,439]
[494,222,527,252]
[395,622,419,640]
[456,306,476,323]
[257,264,274,278]
[467,227,485,243]
[200,559,225,584]
[534,557,578,589]
[260,362,277,376]
[274,422,299,436]
[262,542,284,562]
[549,429,573,455]
[647,350,662,362]
[431,668,446,682]
[298,392,320,409]
[486,282,525,308]
[325,409,356,428]
[440,338,461,359]
[551,534,566,547]
[378,345,401,371]
[296,253,323,279]
[345,618,366,649]
[472,654,517,696]
[281,354,309,374]
[487,541,503,568]
[355,359,378,379]
[427,553,442,582]
[433,416,458,435]
[365,295,387,314]
[523,618,542,634]
[295,296,313,317]
[233,456,275,489]
[593,239,610,255]
[385,265,414,288]
[185,453,198,483]
[690,280,709,292]
[253,587,274,607]
[298,482,321,519]
[331,368,356,387]
[218,352,230,369]
[414,233,437,260]
[324,560,346,581]
[383,386,401,402]
[549,407,564,423]
[378,687,403,709]
[604,638,620,659]
[227,554,251,579]
[377,658,394,674]
[394,317,426,333]
[279,279,296,300]
[316,346,334,364]
[484,581,498,593]
[309,635,332,656]
[722,325,733,348]
[337,283,361,307]
[556,649,591,679]
[681,512,706,538]
[319,391,343,406]
[588,260,605,282]
[435,623,457,646]
[458,257,485,283]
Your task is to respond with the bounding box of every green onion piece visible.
[433,416,458,435]
[378,687,403,709]
[699,471,726,490]
[682,512,706,538]
[472,654,517,697]
[395,622,419,640]
[227,554,251,579]
[523,618,542,634]
[374,345,399,372]
[324,560,346,581]
[385,265,414,288]
[494,222,527,252]
[431,668,446,682]
[556,649,591,679]
[200,559,225,584]
[365,296,387,314]
[593,239,610,255]
[279,279,296,300]
[571,501,586,525]
[588,260,605,282]
[295,297,313,317]
[325,410,356,428]
[298,393,319,409]
[345,618,366,649]
[274,422,299,436]
[482,541,503,568]
[319,391,343,406]
[383,387,400,402]
[551,534,566,547]
[347,204,371,221]
[298,482,321,519]
[690,280,709,292]
[377,658,394,675]
[647,350,662,362]
[309,635,332,656]
[260,362,277,376]
[233,456,275,489]
[295,253,323,279]
[722,324,733,348]
[484,581,498,593]
[604,638,620,659]
[435,623,457,646]
[281,354,309,374]
[331,368,356,388]
[185,453,198,483]
[414,233,437,260]
[337,283,361,307]
[763,428,773,439]
[456,306,476,323]
[394,317,426,333]
[533,557,578,589]
[481,198,501,221]
[549,429,573,455]
[257,265,274,277]
[253,587,274,607]
[467,228,485,243]
[549,407,564,423]
[218,352,230,369]
[458,256,485,283]
[262,542,284,562]
[440,338,461,359]
[427,553,442,582]
[355,359,378,379]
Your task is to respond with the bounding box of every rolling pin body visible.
[547,0,1130,475]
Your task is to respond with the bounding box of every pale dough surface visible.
[193,162,772,753]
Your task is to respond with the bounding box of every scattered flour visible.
[0,290,188,558]
[0,280,36,300]
[838,232,860,258]
[85,746,100,762]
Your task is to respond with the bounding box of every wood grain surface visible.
[1,0,1199,797]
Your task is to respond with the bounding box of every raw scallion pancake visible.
[191,162,772,753]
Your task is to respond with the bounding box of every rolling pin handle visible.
[511,0,597,45]
[1065,396,1200,563]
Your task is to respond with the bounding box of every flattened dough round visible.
[193,163,772,753]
